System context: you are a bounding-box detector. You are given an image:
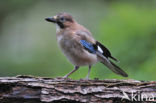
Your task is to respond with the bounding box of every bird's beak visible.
[45,16,57,23]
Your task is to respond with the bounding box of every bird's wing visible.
[95,41,119,62]
[76,30,95,43]
[75,30,97,53]
[76,31,128,77]
[76,30,118,62]
[79,39,117,62]
[80,40,96,54]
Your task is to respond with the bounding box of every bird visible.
[45,12,128,79]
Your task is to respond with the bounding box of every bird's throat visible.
[55,24,61,32]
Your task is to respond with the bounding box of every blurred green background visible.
[0,0,156,80]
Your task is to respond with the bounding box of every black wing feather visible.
[94,41,119,62]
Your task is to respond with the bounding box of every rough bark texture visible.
[0,75,155,103]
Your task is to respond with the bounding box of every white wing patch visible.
[97,46,103,53]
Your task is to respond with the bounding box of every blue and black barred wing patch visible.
[80,40,96,54]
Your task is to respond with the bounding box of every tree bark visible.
[0,75,155,103]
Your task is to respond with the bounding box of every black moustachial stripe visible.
[57,22,65,29]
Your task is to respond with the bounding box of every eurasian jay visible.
[45,12,128,79]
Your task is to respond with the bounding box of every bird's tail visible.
[101,59,128,77]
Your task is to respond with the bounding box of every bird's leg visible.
[63,66,79,78]
[85,65,92,80]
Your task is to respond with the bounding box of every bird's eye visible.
[60,17,66,22]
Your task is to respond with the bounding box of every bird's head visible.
[45,12,75,29]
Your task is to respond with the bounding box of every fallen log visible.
[0,75,155,103]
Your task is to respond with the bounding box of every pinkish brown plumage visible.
[45,12,128,79]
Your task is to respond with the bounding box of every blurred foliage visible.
[0,0,156,80]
